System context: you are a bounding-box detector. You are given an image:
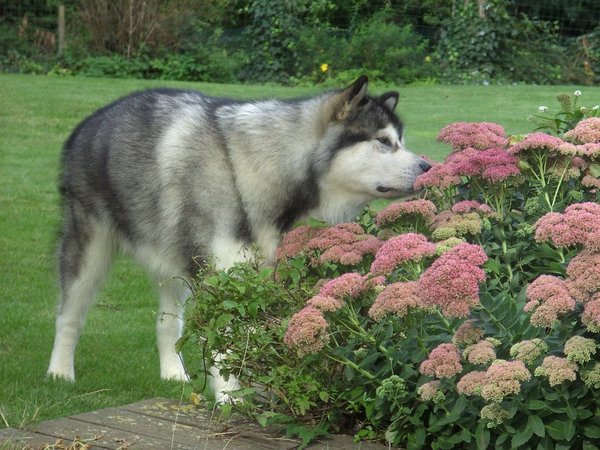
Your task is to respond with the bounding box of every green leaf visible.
[584,424,600,439]
[564,420,576,441]
[528,400,547,410]
[529,415,545,438]
[214,313,234,329]
[547,420,566,440]
[589,163,600,178]
[512,427,534,447]
[222,300,237,310]
[475,422,490,449]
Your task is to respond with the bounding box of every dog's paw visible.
[160,368,190,382]
[47,368,75,382]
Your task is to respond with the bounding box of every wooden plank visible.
[71,403,297,450]
[30,416,196,449]
[120,399,389,449]
[1,398,391,450]
[0,427,112,450]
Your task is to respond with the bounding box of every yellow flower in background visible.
[425,56,432,63]
[320,63,329,73]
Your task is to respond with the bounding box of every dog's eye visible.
[376,136,392,147]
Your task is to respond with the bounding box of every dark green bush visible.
[436,0,564,84]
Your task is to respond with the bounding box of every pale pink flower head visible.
[413,162,462,191]
[284,306,329,356]
[576,143,600,159]
[534,356,577,386]
[565,251,600,303]
[417,380,445,403]
[463,148,521,183]
[277,225,323,260]
[456,370,487,396]
[430,210,483,239]
[534,203,600,249]
[419,246,486,318]
[480,360,531,402]
[453,321,485,346]
[448,242,488,266]
[306,294,343,312]
[307,223,382,266]
[583,362,600,389]
[368,281,421,321]
[319,273,366,299]
[437,122,507,150]
[582,174,600,190]
[524,275,576,327]
[509,339,548,365]
[508,132,567,155]
[419,343,463,379]
[480,404,510,427]
[564,117,600,144]
[582,298,600,333]
[451,200,494,216]
[370,233,436,275]
[375,199,437,227]
[564,336,598,364]
[464,340,497,365]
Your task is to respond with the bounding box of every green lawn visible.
[1,73,599,430]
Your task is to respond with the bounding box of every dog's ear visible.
[325,75,369,122]
[379,91,399,112]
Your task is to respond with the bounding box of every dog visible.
[47,76,431,401]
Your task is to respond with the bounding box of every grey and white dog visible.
[48,76,430,401]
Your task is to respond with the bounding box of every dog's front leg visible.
[156,281,190,381]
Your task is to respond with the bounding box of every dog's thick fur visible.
[48,76,430,400]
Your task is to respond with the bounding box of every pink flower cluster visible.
[307,223,383,266]
[566,250,600,303]
[451,200,494,216]
[534,202,600,249]
[456,360,531,402]
[368,281,421,321]
[370,233,436,275]
[419,243,487,318]
[283,306,329,356]
[452,321,485,346]
[524,275,576,328]
[564,117,600,144]
[456,370,487,396]
[319,272,366,299]
[307,273,367,313]
[375,199,437,228]
[534,356,577,386]
[419,343,463,379]
[414,163,462,191]
[480,360,531,402]
[437,122,507,150]
[446,148,520,183]
[276,225,323,260]
[430,210,484,239]
[276,223,383,266]
[508,132,566,155]
[509,339,548,365]
[582,295,600,333]
[417,380,445,402]
[563,336,597,364]
[464,340,497,365]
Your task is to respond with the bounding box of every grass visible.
[1,73,599,432]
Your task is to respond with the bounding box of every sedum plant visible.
[184,91,600,449]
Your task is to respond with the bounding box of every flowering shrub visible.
[185,91,600,448]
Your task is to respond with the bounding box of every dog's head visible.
[320,76,430,199]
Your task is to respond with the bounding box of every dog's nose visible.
[419,159,432,172]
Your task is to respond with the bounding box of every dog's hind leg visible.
[48,217,115,380]
[156,280,190,381]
